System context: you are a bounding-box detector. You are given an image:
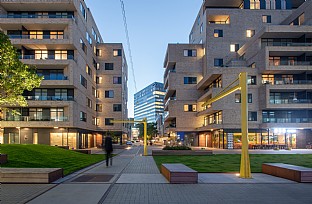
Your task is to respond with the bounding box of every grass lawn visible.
[153,154,312,172]
[0,144,104,175]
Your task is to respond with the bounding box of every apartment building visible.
[134,82,165,123]
[164,0,312,149]
[0,0,128,148]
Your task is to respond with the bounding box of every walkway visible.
[1,145,312,204]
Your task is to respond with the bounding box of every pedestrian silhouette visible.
[104,136,113,167]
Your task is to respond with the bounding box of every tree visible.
[135,122,158,140]
[0,31,42,109]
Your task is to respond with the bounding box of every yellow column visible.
[143,118,147,156]
[239,72,252,178]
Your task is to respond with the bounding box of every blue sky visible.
[85,0,203,117]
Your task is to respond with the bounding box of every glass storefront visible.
[50,132,77,149]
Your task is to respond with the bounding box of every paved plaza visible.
[1,145,312,204]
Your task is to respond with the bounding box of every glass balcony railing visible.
[8,35,66,40]
[0,14,74,19]
[262,80,312,85]
[39,75,68,80]
[4,116,69,122]
[270,99,312,104]
[269,61,312,66]
[18,55,74,60]
[263,118,312,123]
[264,42,312,47]
[24,96,74,101]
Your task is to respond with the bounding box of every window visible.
[249,62,256,68]
[214,58,223,67]
[93,59,99,70]
[80,111,87,122]
[80,38,86,53]
[183,49,197,57]
[184,104,196,112]
[246,29,255,38]
[29,31,43,39]
[113,104,122,112]
[200,24,203,33]
[262,15,271,23]
[35,50,48,59]
[92,27,97,41]
[281,0,286,9]
[250,0,260,9]
[50,108,64,121]
[248,112,257,121]
[87,97,92,108]
[55,50,67,60]
[80,75,87,88]
[92,87,96,96]
[248,76,257,85]
[80,2,86,20]
[96,104,102,112]
[230,44,239,52]
[105,118,114,126]
[265,0,275,10]
[197,15,200,25]
[95,90,100,98]
[208,111,222,124]
[86,65,92,76]
[214,29,223,38]
[113,76,122,84]
[105,90,114,98]
[189,32,193,42]
[184,77,197,84]
[96,49,102,56]
[113,49,122,56]
[96,77,102,84]
[50,31,64,39]
[86,32,92,45]
[235,93,252,103]
[105,63,114,70]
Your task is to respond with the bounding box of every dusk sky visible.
[85,0,203,117]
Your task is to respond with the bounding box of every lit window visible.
[35,50,48,60]
[200,24,203,33]
[184,104,197,112]
[113,49,122,57]
[246,29,255,38]
[230,44,239,52]
[250,0,260,9]
[96,76,102,84]
[55,50,67,60]
[262,15,271,23]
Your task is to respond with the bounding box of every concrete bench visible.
[262,163,312,183]
[161,163,198,184]
[0,168,63,183]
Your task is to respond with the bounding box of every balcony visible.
[164,97,176,111]
[18,55,74,60]
[8,34,67,40]
[270,99,312,104]
[4,116,69,122]
[24,96,74,101]
[263,118,312,123]
[164,69,175,89]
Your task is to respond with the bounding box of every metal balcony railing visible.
[262,80,312,85]
[0,14,74,19]
[269,99,312,104]
[18,55,74,60]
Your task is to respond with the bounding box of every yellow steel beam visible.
[110,118,148,156]
[201,72,251,178]
[239,72,251,178]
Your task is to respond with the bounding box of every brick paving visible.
[123,156,160,174]
[103,183,312,204]
[0,184,55,204]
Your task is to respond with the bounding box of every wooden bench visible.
[262,163,312,183]
[0,168,63,183]
[161,163,198,184]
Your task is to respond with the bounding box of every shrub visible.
[162,145,191,150]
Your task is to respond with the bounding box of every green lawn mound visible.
[153,154,312,173]
[0,144,103,175]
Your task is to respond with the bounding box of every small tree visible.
[0,31,42,109]
[135,122,158,140]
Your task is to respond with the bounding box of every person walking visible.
[104,135,113,167]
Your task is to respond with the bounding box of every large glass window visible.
[184,77,197,84]
[51,108,64,121]
[35,50,48,60]
[55,50,67,60]
[250,0,260,9]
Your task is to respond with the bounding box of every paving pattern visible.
[123,156,160,174]
[103,183,312,204]
[0,184,55,204]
